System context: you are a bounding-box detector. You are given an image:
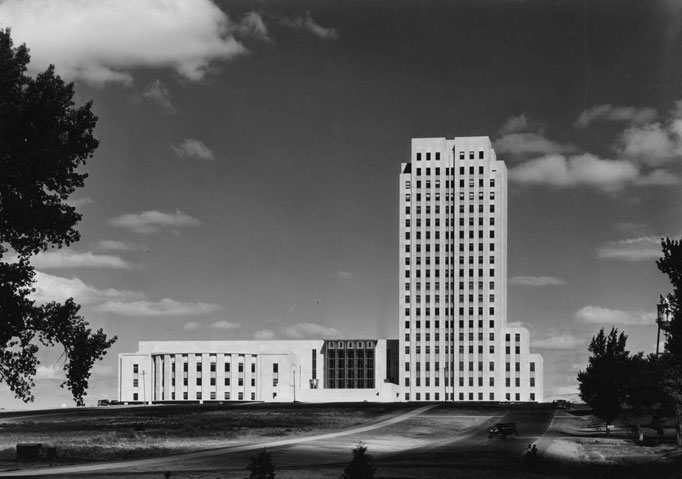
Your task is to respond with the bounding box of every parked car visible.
[97,399,110,407]
[488,422,519,438]
[552,399,570,409]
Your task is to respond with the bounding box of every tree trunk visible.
[675,401,682,446]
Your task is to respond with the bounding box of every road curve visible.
[0,404,439,477]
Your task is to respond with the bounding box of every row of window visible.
[405,392,536,401]
[405,180,497,193]
[405,195,498,211]
[413,151,486,163]
[405,294,496,304]
[404,281,496,292]
[133,391,257,401]
[404,376,536,389]
[173,362,254,373]
[404,319,496,330]
[404,266,496,278]
[404,257,496,268]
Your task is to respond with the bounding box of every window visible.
[530,377,536,387]
[133,364,139,374]
[133,393,138,401]
[238,392,244,400]
[479,151,484,159]
[238,378,244,386]
[405,180,411,189]
[196,378,202,386]
[196,391,202,400]
[133,378,138,387]
[225,363,231,372]
[530,362,536,372]
[225,377,230,386]
[225,391,230,400]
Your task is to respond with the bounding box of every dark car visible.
[552,399,570,409]
[488,422,519,438]
[97,399,110,407]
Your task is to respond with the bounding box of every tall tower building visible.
[399,136,543,402]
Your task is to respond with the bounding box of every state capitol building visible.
[118,136,543,404]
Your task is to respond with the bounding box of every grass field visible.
[0,402,409,465]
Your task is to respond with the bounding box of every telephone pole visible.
[141,370,147,404]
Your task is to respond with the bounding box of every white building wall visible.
[118,340,399,404]
[398,136,542,402]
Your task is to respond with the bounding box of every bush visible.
[341,443,377,479]
[247,449,275,479]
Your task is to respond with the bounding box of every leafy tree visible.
[577,327,631,426]
[656,237,682,445]
[246,449,275,479]
[341,443,377,479]
[626,352,665,415]
[0,29,116,405]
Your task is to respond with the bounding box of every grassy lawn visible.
[0,402,407,465]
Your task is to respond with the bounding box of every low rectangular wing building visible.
[118,339,400,404]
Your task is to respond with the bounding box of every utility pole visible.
[141,370,147,405]
[442,367,446,402]
[292,367,296,402]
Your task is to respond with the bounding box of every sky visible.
[1,0,681,408]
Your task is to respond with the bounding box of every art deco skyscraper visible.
[399,136,543,402]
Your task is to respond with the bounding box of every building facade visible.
[117,135,543,404]
[119,339,400,404]
[398,136,543,402]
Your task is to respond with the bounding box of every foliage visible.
[341,443,377,479]
[577,327,631,424]
[247,449,275,479]
[626,352,665,415]
[0,28,116,405]
[656,237,682,445]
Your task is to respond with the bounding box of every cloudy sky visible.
[1,0,681,408]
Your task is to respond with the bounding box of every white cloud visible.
[337,270,353,279]
[91,364,114,378]
[509,153,639,192]
[29,250,133,269]
[493,133,576,159]
[509,276,566,287]
[67,196,94,208]
[597,236,662,262]
[141,79,174,111]
[109,209,200,234]
[498,114,531,136]
[633,169,682,186]
[31,271,144,305]
[1,0,248,86]
[234,12,271,42]
[172,138,216,161]
[35,364,62,380]
[96,298,221,317]
[617,118,682,167]
[575,305,654,325]
[254,329,275,340]
[575,104,657,128]
[184,322,201,331]
[531,333,584,350]
[284,322,343,339]
[279,12,339,40]
[96,240,144,252]
[210,321,240,330]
